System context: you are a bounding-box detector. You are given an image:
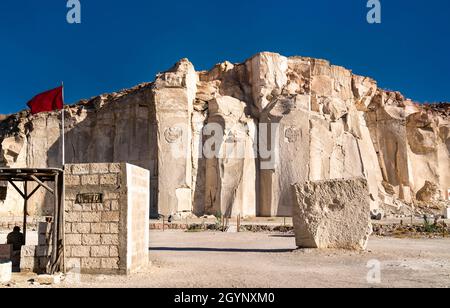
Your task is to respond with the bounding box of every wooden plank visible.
[30,175,54,194]
[23,182,28,246]
[50,173,59,274]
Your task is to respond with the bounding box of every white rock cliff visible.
[0,52,449,218]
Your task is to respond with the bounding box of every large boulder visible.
[416,181,441,203]
[292,178,372,250]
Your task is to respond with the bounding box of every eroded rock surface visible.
[0,52,449,218]
[204,96,257,217]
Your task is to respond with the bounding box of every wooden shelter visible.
[0,168,64,273]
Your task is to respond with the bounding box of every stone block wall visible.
[126,164,150,271]
[64,163,149,275]
[0,217,45,232]
[20,222,53,273]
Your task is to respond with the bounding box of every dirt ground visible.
[3,230,450,288]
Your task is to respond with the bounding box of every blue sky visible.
[0,0,449,114]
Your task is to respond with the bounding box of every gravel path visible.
[3,230,450,288]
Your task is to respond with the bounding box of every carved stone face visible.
[285,126,300,143]
[164,127,183,144]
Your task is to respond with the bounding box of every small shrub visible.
[423,216,439,233]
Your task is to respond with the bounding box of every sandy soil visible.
[3,230,450,288]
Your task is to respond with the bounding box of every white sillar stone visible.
[0,52,448,222]
[0,261,12,283]
[292,178,373,250]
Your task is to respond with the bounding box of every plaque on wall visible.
[75,193,103,204]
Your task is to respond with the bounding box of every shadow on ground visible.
[149,247,295,253]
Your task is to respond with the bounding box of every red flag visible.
[27,86,64,115]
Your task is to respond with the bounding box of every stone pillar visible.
[64,163,149,274]
[20,222,53,273]
[259,98,311,217]
[153,59,197,216]
[204,96,257,218]
[247,53,312,217]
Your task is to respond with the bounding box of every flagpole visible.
[308,60,312,111]
[60,82,66,274]
[61,82,65,168]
